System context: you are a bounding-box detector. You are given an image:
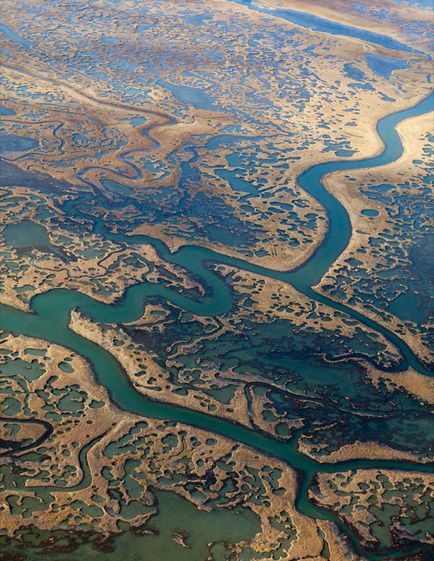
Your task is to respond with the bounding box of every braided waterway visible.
[0,94,433,559]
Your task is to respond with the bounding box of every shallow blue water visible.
[231,0,423,54]
[0,133,38,152]
[0,23,32,49]
[361,208,379,217]
[157,80,217,110]
[365,53,409,79]
[0,104,16,116]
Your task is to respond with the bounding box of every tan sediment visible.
[0,333,126,506]
[299,438,432,464]
[317,520,366,561]
[369,366,434,406]
[0,420,46,445]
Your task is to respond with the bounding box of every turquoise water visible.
[361,208,379,217]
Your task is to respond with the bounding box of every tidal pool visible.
[157,80,218,110]
[1,220,64,259]
[361,208,379,217]
[0,133,38,152]
[365,54,409,79]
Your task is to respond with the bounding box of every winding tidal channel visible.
[1,93,433,559]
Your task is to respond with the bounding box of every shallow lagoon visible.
[0,491,260,561]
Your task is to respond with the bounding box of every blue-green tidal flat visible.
[1,1,433,558]
[0,93,433,561]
